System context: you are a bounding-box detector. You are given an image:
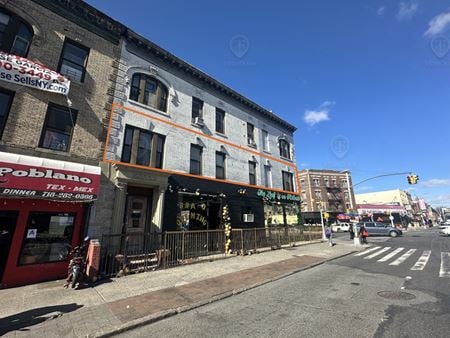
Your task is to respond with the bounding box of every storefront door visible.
[0,211,18,282]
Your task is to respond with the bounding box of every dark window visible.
[19,212,75,265]
[39,103,77,152]
[216,151,226,179]
[279,139,291,159]
[129,73,168,112]
[190,144,202,175]
[192,97,203,123]
[0,9,32,57]
[249,161,256,185]
[0,87,14,139]
[282,171,294,192]
[247,123,255,146]
[121,125,165,168]
[215,108,225,134]
[58,39,89,82]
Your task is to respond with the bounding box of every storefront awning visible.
[0,152,100,201]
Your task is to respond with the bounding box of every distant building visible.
[298,169,356,223]
[355,189,414,216]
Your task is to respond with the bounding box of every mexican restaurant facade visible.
[0,151,100,288]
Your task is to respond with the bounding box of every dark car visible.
[356,222,402,237]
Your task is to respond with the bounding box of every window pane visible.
[215,108,225,133]
[137,131,152,165]
[0,90,13,136]
[190,145,202,175]
[249,161,256,185]
[40,105,76,152]
[19,213,75,265]
[155,135,165,168]
[0,12,10,27]
[60,61,84,82]
[192,98,203,120]
[121,127,133,163]
[63,43,88,66]
[41,130,70,151]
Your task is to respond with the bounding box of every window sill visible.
[191,122,204,129]
[280,156,293,162]
[215,132,228,139]
[247,143,257,149]
[34,147,72,157]
[128,100,171,119]
[263,150,271,155]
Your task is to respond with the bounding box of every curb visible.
[93,249,357,338]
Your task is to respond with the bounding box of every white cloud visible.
[397,1,419,21]
[427,194,450,206]
[421,178,450,187]
[300,163,309,167]
[377,6,386,16]
[424,11,450,36]
[303,101,334,126]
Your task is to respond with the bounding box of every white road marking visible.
[439,252,450,278]
[389,249,416,266]
[411,251,431,271]
[365,247,391,260]
[377,248,404,262]
[355,246,381,256]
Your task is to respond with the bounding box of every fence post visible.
[163,232,167,268]
[241,229,244,255]
[254,227,257,251]
[182,231,185,261]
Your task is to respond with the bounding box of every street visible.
[119,229,450,338]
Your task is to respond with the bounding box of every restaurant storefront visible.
[163,175,301,231]
[0,152,100,288]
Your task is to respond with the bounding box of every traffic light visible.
[407,174,419,185]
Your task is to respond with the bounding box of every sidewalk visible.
[0,239,364,337]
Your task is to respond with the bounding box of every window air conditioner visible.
[243,214,254,222]
[193,117,204,126]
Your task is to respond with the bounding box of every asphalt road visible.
[119,228,450,338]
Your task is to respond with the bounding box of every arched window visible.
[279,138,291,159]
[129,73,168,112]
[0,8,33,57]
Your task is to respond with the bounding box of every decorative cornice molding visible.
[31,0,125,44]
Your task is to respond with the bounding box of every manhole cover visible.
[377,291,416,300]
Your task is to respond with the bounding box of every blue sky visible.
[86,0,450,206]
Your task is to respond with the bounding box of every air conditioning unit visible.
[243,214,254,222]
[193,117,204,126]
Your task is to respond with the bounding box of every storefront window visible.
[176,195,208,231]
[19,212,75,265]
[264,202,300,226]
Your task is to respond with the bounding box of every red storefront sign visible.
[0,152,100,201]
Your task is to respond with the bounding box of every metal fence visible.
[99,227,322,278]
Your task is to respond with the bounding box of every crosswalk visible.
[355,246,450,278]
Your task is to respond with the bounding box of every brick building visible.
[298,169,356,223]
[0,0,122,287]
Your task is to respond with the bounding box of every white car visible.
[440,225,450,236]
[332,223,351,232]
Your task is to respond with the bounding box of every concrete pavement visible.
[0,239,363,337]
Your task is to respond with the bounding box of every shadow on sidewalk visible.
[0,303,83,335]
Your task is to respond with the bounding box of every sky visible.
[86,0,450,207]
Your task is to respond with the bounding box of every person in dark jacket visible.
[359,225,368,244]
[349,224,355,240]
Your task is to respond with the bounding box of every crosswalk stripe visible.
[365,247,391,260]
[377,248,404,262]
[411,250,431,271]
[355,246,381,256]
[389,249,416,266]
[440,252,450,278]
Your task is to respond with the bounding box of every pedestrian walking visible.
[359,224,368,244]
[349,224,355,240]
[325,226,333,247]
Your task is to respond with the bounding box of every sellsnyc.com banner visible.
[0,51,70,95]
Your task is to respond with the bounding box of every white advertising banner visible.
[0,51,70,95]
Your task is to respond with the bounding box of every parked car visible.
[439,225,450,236]
[355,222,402,237]
[331,223,351,232]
